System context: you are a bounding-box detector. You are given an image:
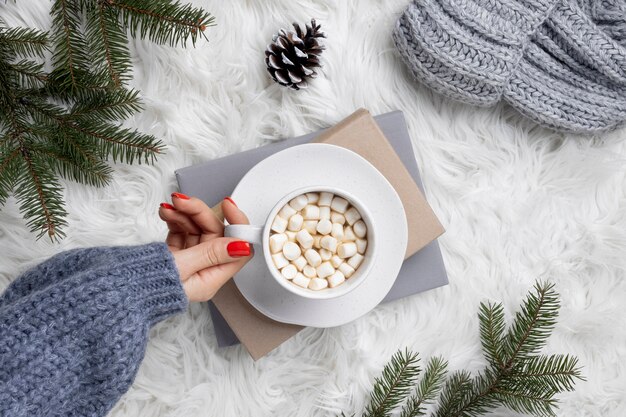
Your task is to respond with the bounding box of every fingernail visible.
[224,196,237,207]
[227,241,250,257]
[160,202,175,210]
[171,192,190,200]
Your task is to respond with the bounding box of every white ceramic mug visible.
[225,186,376,300]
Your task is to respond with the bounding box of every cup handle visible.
[224,224,264,245]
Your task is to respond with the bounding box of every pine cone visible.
[265,19,326,90]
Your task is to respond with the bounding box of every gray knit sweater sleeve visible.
[0,242,188,417]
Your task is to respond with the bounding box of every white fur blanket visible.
[2,1,625,416]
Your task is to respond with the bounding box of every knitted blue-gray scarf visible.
[394,0,626,133]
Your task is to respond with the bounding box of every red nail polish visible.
[160,202,175,210]
[171,192,190,200]
[227,241,250,257]
[224,196,237,207]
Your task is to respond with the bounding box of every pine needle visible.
[400,357,448,417]
[0,0,213,239]
[432,371,474,417]
[0,26,48,57]
[363,349,421,417]
[111,0,215,47]
[347,282,584,417]
[478,301,505,368]
[502,281,560,367]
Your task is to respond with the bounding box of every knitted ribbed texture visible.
[393,0,626,133]
[0,242,188,417]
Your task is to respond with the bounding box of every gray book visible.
[176,110,448,347]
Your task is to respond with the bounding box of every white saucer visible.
[230,143,408,328]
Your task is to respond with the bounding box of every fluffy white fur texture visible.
[2,1,626,416]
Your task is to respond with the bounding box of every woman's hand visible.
[159,193,252,302]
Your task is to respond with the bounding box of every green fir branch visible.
[27,137,112,187]
[400,357,448,417]
[110,0,215,46]
[85,2,132,86]
[0,87,31,146]
[0,26,48,57]
[23,98,163,164]
[347,282,583,417]
[502,282,560,368]
[45,67,115,101]
[363,349,421,417]
[13,143,68,240]
[1,1,213,239]
[0,95,24,139]
[433,283,572,417]
[0,91,67,238]
[445,370,505,417]
[492,388,557,417]
[478,301,506,368]
[432,371,474,417]
[50,0,90,91]
[0,145,21,205]
[5,60,47,88]
[72,121,164,164]
[509,355,582,393]
[69,88,142,121]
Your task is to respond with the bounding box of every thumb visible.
[173,238,251,281]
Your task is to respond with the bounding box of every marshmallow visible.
[316,261,335,278]
[289,194,308,211]
[353,220,367,238]
[356,238,367,254]
[318,192,333,206]
[278,204,297,219]
[293,256,307,271]
[344,207,362,225]
[282,241,301,261]
[272,253,290,269]
[304,249,322,267]
[292,273,311,288]
[338,262,355,278]
[296,229,314,249]
[281,264,297,280]
[308,278,328,291]
[302,205,320,220]
[330,212,346,225]
[316,218,332,235]
[288,214,303,231]
[343,226,356,241]
[303,220,318,234]
[337,242,357,259]
[320,235,338,252]
[347,253,364,269]
[331,223,344,240]
[285,231,297,242]
[271,216,288,233]
[330,255,343,268]
[306,192,319,204]
[270,192,367,290]
[303,265,317,278]
[269,233,288,253]
[328,271,346,288]
[330,196,349,213]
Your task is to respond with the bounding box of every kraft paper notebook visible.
[176,109,448,359]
